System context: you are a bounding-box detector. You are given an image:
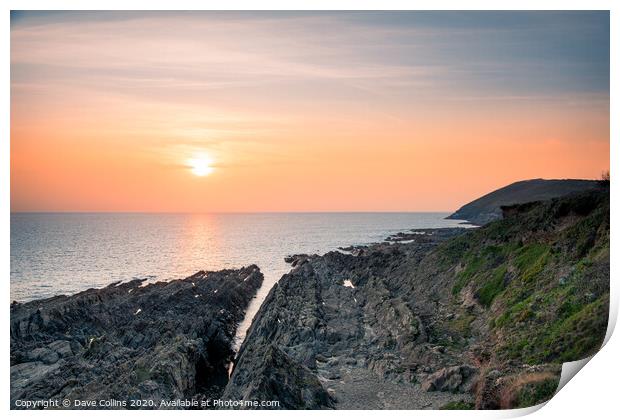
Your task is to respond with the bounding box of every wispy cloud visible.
[12,12,609,109]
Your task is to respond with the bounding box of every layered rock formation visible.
[11,266,263,408]
[224,229,477,409]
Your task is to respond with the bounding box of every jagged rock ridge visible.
[11,266,263,409]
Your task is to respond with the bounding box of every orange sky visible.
[11,12,610,212]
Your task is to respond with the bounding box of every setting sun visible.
[187,155,214,177]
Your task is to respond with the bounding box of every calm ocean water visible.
[11,212,470,344]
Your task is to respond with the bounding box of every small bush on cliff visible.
[501,371,559,408]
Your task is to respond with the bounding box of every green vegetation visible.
[514,244,550,283]
[440,189,609,367]
[437,236,471,267]
[494,244,608,364]
[451,240,522,301]
[514,376,558,408]
[477,266,507,307]
[540,295,608,362]
[447,313,476,335]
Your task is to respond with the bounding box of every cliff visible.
[447,178,599,225]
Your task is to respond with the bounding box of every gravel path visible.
[321,366,472,410]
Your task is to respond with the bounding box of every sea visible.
[10,212,472,346]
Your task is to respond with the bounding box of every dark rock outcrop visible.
[421,365,477,392]
[223,344,334,409]
[385,228,470,243]
[10,266,263,409]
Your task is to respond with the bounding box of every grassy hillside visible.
[433,188,609,407]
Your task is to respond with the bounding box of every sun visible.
[187,155,214,177]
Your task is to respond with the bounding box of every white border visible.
[2,2,616,419]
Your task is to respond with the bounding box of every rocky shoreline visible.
[10,189,610,410]
[224,228,475,409]
[11,266,263,408]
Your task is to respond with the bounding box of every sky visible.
[10,11,609,212]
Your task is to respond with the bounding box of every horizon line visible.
[10,210,456,215]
